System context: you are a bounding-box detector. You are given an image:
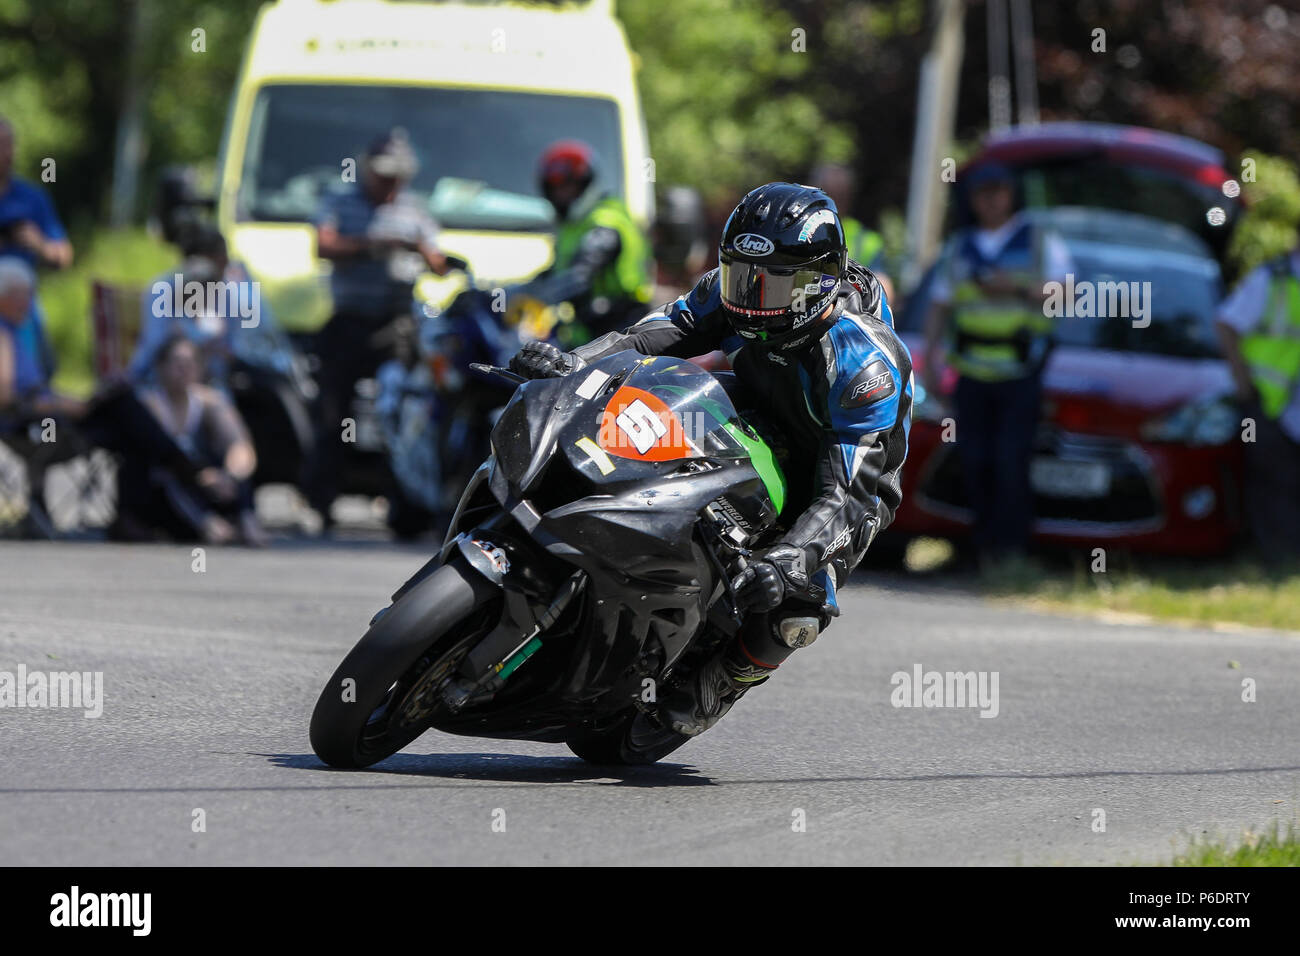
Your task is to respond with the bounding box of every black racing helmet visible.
[717,182,847,343]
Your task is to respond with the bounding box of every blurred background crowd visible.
[1,0,1298,617]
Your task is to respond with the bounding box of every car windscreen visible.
[896,244,1223,360]
[1051,246,1222,358]
[1018,160,1236,259]
[236,84,624,230]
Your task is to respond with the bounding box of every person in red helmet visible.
[509,140,653,347]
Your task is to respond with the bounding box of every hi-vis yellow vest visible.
[843,217,884,269]
[1241,265,1300,419]
[947,219,1052,382]
[554,196,653,306]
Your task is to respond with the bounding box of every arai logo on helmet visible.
[733,233,775,256]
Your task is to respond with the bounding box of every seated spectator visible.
[121,335,267,546]
[0,257,83,419]
[0,257,210,533]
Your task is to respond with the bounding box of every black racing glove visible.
[731,544,816,613]
[508,341,583,380]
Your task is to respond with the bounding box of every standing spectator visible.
[305,128,451,531]
[811,160,894,306]
[922,164,1071,564]
[651,185,709,293]
[1215,241,1300,562]
[0,116,73,369]
[0,116,73,273]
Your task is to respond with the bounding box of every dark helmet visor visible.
[719,257,835,323]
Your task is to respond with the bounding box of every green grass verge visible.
[38,229,176,398]
[1170,821,1300,866]
[905,538,1300,632]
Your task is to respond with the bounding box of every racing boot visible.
[658,632,781,737]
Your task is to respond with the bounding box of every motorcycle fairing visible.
[432,352,787,734]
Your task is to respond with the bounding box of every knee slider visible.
[774,615,821,649]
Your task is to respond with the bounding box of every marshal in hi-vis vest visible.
[842,217,884,271]
[553,195,653,307]
[946,218,1052,382]
[1241,259,1300,419]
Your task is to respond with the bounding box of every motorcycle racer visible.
[509,182,912,736]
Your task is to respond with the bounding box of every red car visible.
[887,124,1247,557]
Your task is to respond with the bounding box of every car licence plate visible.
[1030,457,1111,498]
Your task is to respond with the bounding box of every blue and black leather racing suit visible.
[572,260,913,619]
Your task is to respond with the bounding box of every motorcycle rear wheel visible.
[567,709,693,765]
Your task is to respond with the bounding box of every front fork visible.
[439,562,586,713]
[435,530,584,713]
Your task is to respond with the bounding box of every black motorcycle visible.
[309,350,788,765]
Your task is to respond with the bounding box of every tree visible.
[621,0,855,212]
[0,0,263,234]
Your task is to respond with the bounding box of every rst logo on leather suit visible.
[841,359,896,409]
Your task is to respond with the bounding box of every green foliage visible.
[1170,820,1300,866]
[1227,151,1300,277]
[141,1,266,168]
[877,207,909,278]
[971,551,1300,632]
[0,0,262,231]
[4,0,1299,300]
[944,137,983,167]
[40,228,176,397]
[621,0,853,205]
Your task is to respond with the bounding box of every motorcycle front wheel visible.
[310,559,500,769]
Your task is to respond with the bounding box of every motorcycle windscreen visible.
[592,358,754,462]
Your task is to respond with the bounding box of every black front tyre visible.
[310,559,499,769]
[567,709,693,765]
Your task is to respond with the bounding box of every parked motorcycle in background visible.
[377,264,564,537]
[227,313,318,488]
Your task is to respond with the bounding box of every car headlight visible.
[1141,397,1238,446]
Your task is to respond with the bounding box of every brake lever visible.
[469,363,528,385]
[725,553,750,627]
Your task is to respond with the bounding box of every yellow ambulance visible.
[215,0,653,331]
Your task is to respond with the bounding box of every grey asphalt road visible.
[1,540,1297,866]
